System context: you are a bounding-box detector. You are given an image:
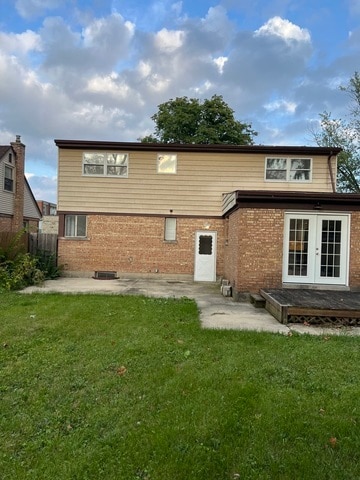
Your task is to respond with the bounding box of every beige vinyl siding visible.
[58,149,335,216]
[0,159,14,216]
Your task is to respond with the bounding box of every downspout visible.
[327,151,336,193]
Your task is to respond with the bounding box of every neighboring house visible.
[37,200,58,234]
[0,136,42,232]
[55,140,360,294]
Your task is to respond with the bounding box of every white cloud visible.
[264,99,297,114]
[154,28,185,52]
[214,56,228,74]
[15,0,62,19]
[0,30,42,55]
[255,16,311,44]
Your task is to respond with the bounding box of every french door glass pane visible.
[288,218,309,276]
[320,220,341,278]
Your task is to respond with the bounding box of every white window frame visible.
[164,217,177,241]
[83,152,128,177]
[265,157,312,182]
[157,154,177,174]
[4,163,14,192]
[65,215,87,238]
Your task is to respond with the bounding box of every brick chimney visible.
[10,135,25,231]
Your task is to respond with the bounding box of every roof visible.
[54,139,342,156]
[0,145,12,158]
[224,189,360,216]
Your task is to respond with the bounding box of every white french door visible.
[283,213,349,285]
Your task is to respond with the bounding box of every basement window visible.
[93,271,118,280]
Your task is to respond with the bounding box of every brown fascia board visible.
[54,139,342,156]
[232,190,360,209]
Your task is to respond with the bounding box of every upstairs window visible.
[83,152,128,177]
[265,158,312,182]
[4,165,14,192]
[157,154,177,174]
[65,215,87,237]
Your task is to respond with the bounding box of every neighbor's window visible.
[65,215,87,237]
[4,165,14,192]
[83,152,128,177]
[164,217,177,241]
[265,158,311,181]
[157,154,177,174]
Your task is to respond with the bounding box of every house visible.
[37,200,58,234]
[0,136,41,232]
[55,139,360,295]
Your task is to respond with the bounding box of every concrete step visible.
[250,293,266,308]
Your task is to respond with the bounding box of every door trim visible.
[283,212,350,286]
[194,231,217,282]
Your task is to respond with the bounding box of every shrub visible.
[0,253,44,291]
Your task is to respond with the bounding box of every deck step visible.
[250,293,266,308]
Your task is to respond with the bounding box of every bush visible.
[0,253,44,291]
[0,230,63,291]
[35,250,61,280]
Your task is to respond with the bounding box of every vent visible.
[93,271,118,280]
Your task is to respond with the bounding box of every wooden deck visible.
[260,289,360,325]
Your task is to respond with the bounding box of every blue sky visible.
[0,0,359,203]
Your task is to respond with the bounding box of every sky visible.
[0,0,359,204]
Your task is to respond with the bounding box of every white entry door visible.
[194,231,217,282]
[283,213,349,285]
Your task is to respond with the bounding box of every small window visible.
[83,152,128,177]
[65,215,87,237]
[164,217,177,241]
[157,154,177,174]
[4,165,14,192]
[265,157,311,182]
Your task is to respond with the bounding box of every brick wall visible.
[225,208,284,293]
[10,136,25,232]
[0,216,12,232]
[58,214,224,277]
[349,211,360,289]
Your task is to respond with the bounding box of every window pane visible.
[266,170,287,180]
[84,153,105,164]
[158,154,177,174]
[65,215,75,236]
[266,158,286,180]
[76,215,87,236]
[266,158,286,169]
[199,235,212,255]
[290,158,311,181]
[84,164,104,175]
[164,217,176,241]
[107,153,128,165]
[107,165,127,176]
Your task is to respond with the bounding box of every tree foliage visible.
[140,95,257,145]
[313,72,360,192]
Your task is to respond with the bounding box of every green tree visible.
[140,95,257,145]
[313,72,360,192]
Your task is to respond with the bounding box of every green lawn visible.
[1,292,360,480]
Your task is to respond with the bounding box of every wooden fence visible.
[0,232,58,257]
[29,233,58,256]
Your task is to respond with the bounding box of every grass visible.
[1,292,360,479]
